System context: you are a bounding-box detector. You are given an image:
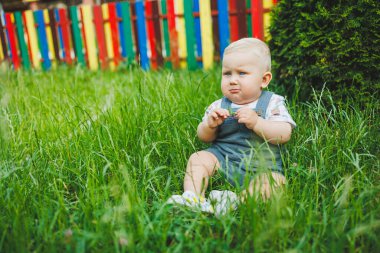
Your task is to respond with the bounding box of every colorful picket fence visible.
[0,0,277,71]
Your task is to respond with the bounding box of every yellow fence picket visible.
[82,5,98,70]
[102,4,115,70]
[263,0,273,40]
[43,10,56,68]
[0,15,4,62]
[0,37,3,62]
[199,0,214,69]
[175,1,187,68]
[24,10,41,69]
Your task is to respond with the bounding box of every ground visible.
[0,67,379,252]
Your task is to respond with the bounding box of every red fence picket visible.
[5,13,21,69]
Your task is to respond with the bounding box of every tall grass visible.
[0,67,379,252]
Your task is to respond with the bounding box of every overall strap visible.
[221,97,232,109]
[255,91,274,119]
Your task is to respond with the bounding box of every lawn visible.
[0,66,379,252]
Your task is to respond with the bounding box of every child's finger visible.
[237,117,247,124]
[215,109,229,118]
[223,109,231,117]
[210,112,219,119]
[211,112,224,122]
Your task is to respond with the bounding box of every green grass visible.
[0,66,379,252]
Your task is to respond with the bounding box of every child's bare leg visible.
[183,151,220,196]
[242,172,286,201]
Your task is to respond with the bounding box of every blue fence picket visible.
[116,3,126,58]
[34,10,51,70]
[193,0,202,67]
[135,1,149,70]
[2,13,11,58]
[0,13,8,60]
[217,0,229,58]
[55,9,65,59]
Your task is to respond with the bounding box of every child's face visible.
[221,51,270,105]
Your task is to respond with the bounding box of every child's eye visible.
[239,72,247,76]
[223,72,231,76]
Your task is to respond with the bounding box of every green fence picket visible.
[119,2,135,64]
[183,0,197,70]
[69,6,85,65]
[14,12,31,70]
[160,1,172,69]
[246,0,252,37]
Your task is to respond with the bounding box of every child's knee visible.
[271,172,286,186]
[187,151,219,176]
[245,172,286,200]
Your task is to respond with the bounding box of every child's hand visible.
[206,108,230,128]
[235,107,259,130]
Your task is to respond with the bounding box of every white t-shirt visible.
[202,94,297,128]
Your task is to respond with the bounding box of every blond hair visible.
[223,38,271,72]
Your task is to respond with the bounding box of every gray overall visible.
[206,91,283,187]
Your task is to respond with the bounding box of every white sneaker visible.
[209,190,239,217]
[167,191,214,213]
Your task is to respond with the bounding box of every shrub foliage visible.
[269,0,380,99]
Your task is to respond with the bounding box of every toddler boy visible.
[168,38,296,216]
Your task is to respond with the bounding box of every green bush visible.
[268,0,380,101]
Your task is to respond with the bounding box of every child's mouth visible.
[229,89,240,93]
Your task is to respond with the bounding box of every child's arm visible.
[197,108,230,143]
[253,118,292,144]
[235,107,292,144]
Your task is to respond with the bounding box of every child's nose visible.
[230,75,239,85]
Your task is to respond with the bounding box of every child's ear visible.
[261,72,272,89]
